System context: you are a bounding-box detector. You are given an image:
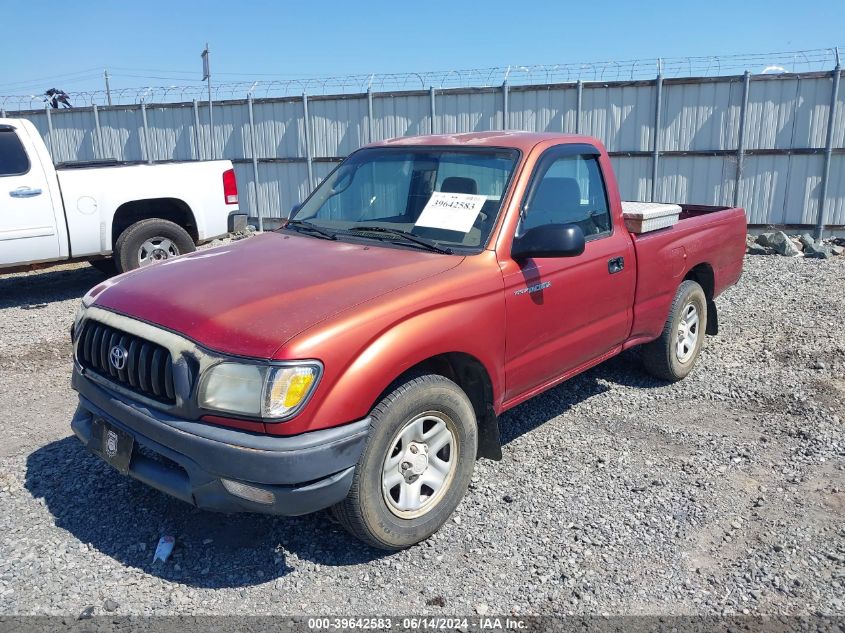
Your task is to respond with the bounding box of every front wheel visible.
[641,280,708,382]
[114,218,196,273]
[332,374,478,550]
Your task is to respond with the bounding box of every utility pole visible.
[201,43,215,159]
[103,69,112,106]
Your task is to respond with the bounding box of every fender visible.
[277,256,508,440]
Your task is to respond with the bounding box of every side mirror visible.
[511,223,585,260]
[289,203,302,216]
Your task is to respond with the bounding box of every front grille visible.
[77,320,176,404]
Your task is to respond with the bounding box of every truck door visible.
[502,144,635,400]
[0,124,61,267]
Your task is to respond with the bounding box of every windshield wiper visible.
[284,219,337,240]
[348,226,453,255]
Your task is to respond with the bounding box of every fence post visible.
[247,94,263,231]
[502,80,509,130]
[575,80,583,134]
[104,70,113,106]
[192,99,202,160]
[367,87,374,142]
[734,70,751,208]
[140,101,152,164]
[45,105,56,161]
[205,44,215,160]
[429,86,437,134]
[651,64,664,201]
[302,92,314,191]
[815,53,841,240]
[92,104,102,159]
[1,107,6,118]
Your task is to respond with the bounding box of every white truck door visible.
[0,123,61,267]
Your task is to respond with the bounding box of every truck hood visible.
[92,232,462,358]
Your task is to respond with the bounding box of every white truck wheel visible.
[114,219,196,273]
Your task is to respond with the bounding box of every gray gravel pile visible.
[0,250,843,617]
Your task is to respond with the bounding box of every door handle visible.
[608,256,625,274]
[9,187,43,198]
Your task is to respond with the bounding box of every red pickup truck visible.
[70,132,746,549]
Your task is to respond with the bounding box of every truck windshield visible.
[290,147,519,252]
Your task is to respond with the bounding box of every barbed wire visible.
[1,47,840,112]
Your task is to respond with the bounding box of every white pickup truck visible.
[1,118,245,274]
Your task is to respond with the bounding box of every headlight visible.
[198,361,321,420]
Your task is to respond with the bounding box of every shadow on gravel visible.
[25,437,385,589]
[591,350,669,390]
[0,265,105,309]
[499,350,666,445]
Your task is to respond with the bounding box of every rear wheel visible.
[114,218,195,273]
[332,374,477,550]
[641,280,707,382]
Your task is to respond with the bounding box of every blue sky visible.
[1,0,843,96]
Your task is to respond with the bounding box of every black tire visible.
[332,374,478,550]
[114,219,195,273]
[641,280,708,382]
[89,258,117,276]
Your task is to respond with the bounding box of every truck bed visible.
[626,203,747,347]
[677,203,739,221]
[56,159,200,170]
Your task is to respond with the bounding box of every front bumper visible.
[71,369,369,516]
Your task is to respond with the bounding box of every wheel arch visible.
[111,197,198,248]
[370,352,502,461]
[684,262,718,335]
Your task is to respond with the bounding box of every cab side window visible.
[520,154,611,239]
[0,128,30,177]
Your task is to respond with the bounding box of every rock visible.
[756,232,776,247]
[766,232,803,257]
[78,606,95,620]
[798,234,815,249]
[502,495,514,503]
[103,598,119,612]
[231,225,258,241]
[804,242,832,259]
[475,603,489,615]
[831,245,844,256]
[746,244,771,256]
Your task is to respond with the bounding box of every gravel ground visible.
[0,250,843,617]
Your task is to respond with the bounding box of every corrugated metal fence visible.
[7,69,845,232]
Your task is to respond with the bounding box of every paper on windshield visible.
[415,192,487,233]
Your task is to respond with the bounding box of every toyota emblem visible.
[109,345,128,371]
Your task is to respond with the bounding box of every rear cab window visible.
[0,127,31,176]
